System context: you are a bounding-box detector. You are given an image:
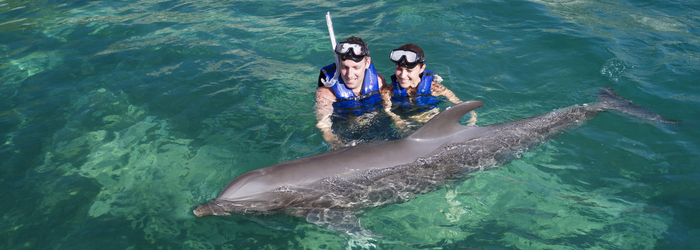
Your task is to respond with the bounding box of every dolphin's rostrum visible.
[193,87,679,235]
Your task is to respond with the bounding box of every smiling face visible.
[395,63,426,89]
[339,57,370,94]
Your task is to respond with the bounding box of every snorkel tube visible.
[321,12,339,87]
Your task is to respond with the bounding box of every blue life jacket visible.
[390,70,442,114]
[319,62,382,116]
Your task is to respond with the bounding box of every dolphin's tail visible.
[596,86,681,124]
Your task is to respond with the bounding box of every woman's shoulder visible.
[431,81,447,92]
[430,73,443,84]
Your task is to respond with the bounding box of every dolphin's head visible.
[193,157,332,217]
[193,192,291,217]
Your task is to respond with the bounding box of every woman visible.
[381,43,477,133]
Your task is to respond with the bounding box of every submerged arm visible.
[315,87,342,148]
[381,84,412,134]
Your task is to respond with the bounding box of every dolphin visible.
[193,86,679,235]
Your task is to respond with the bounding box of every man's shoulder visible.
[318,63,337,87]
[380,80,393,94]
[320,63,337,72]
[377,72,387,88]
[315,86,337,101]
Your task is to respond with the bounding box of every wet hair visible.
[344,36,369,55]
[397,43,425,63]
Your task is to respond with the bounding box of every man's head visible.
[391,43,427,89]
[335,36,371,91]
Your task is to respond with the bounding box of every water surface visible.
[1,0,699,249]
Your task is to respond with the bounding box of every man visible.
[315,36,386,149]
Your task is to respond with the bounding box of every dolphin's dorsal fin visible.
[407,100,484,140]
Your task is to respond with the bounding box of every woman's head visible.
[390,43,426,69]
[391,43,427,89]
[397,44,424,61]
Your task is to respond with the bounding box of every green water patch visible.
[361,158,671,249]
[21,85,335,248]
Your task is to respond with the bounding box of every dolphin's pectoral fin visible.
[305,209,381,237]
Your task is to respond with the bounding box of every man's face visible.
[339,57,369,92]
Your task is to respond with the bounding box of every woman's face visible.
[395,63,426,89]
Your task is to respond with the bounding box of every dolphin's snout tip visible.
[193,205,212,217]
[194,201,233,217]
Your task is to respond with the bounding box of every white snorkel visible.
[321,12,339,87]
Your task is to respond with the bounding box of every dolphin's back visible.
[215,101,487,202]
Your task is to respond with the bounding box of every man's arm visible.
[315,87,342,148]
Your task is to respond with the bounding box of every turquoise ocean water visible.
[2,0,699,249]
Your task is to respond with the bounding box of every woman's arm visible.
[431,75,478,126]
[431,77,462,104]
[381,82,412,134]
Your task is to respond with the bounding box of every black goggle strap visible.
[341,54,365,63]
[397,60,419,69]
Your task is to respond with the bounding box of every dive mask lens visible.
[336,43,365,55]
[390,49,424,68]
[390,50,418,62]
[335,42,367,62]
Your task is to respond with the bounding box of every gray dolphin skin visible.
[193,87,679,235]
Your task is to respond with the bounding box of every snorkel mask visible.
[335,42,369,62]
[390,49,426,69]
